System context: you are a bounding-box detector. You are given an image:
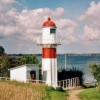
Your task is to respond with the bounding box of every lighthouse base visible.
[42,58,58,88]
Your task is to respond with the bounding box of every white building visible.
[9,64,39,82]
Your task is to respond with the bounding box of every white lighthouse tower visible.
[37,17,61,88]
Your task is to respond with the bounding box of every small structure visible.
[9,64,39,82]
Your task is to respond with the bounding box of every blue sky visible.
[0,0,100,54]
[17,0,98,18]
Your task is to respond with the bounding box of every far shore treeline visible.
[8,53,100,57]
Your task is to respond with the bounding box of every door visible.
[30,70,36,80]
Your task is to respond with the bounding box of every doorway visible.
[30,70,36,80]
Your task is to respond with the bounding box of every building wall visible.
[42,58,57,86]
[10,65,39,82]
[42,27,56,44]
[10,66,27,82]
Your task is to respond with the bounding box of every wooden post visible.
[63,80,64,89]
[71,78,72,87]
[75,77,77,87]
[65,80,67,89]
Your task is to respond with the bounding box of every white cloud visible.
[84,25,100,41]
[56,19,78,44]
[1,0,100,53]
[0,1,77,44]
[80,1,100,41]
[0,1,78,53]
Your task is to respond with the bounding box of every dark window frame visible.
[50,29,56,34]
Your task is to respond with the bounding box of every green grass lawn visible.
[0,80,67,100]
[79,86,100,100]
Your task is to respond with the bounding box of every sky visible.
[0,0,100,54]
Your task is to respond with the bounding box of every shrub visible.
[56,86,64,92]
[58,67,84,85]
[89,63,100,82]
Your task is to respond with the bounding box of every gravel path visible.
[67,89,83,100]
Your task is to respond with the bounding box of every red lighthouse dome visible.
[43,17,56,27]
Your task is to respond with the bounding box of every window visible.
[50,29,56,34]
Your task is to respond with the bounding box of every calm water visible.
[37,55,100,82]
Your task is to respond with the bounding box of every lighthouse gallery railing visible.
[37,37,61,45]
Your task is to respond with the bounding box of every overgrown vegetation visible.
[89,63,100,82]
[20,54,40,65]
[58,67,84,85]
[79,84,100,100]
[0,80,67,100]
[79,63,100,100]
[0,46,5,56]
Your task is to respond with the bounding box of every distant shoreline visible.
[8,53,100,57]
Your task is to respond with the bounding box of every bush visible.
[58,67,84,85]
[89,63,100,82]
[56,86,64,92]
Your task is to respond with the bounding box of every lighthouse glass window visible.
[50,29,56,34]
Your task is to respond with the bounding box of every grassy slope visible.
[79,87,100,100]
[0,80,67,100]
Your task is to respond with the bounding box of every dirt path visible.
[67,89,83,100]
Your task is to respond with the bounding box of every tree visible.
[0,55,10,77]
[0,55,21,77]
[89,63,100,82]
[9,57,21,68]
[0,46,5,56]
[20,55,40,65]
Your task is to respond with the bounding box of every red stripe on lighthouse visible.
[42,48,56,58]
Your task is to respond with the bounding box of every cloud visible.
[0,1,77,43]
[56,19,78,44]
[0,0,100,53]
[0,1,78,53]
[80,1,100,41]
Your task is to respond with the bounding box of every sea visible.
[37,55,100,83]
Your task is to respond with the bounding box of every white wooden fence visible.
[27,79,46,83]
[58,77,80,90]
[0,77,10,80]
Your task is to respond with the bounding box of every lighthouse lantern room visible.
[37,17,61,88]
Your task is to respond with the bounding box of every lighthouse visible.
[37,17,61,88]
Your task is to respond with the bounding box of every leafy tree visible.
[0,55,10,77]
[0,54,21,77]
[20,55,40,65]
[0,46,5,56]
[89,63,100,82]
[9,57,21,68]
